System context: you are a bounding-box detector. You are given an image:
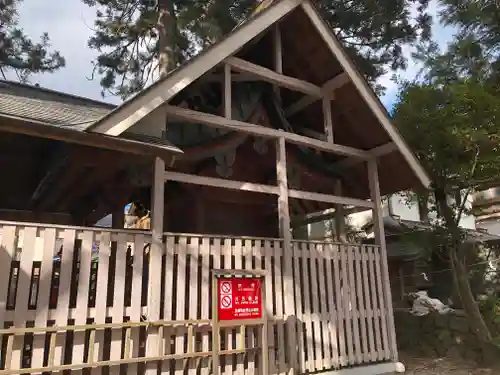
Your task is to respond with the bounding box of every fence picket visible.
[91,231,111,375]
[361,246,376,362]
[188,237,200,375]
[200,236,211,375]
[291,242,305,373]
[316,243,331,368]
[0,222,395,375]
[374,247,390,360]
[324,243,338,368]
[109,233,127,375]
[368,247,383,360]
[299,242,314,372]
[354,246,369,362]
[174,236,188,375]
[332,244,347,366]
[263,240,275,375]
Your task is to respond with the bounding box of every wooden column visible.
[334,180,346,242]
[223,64,231,119]
[146,156,165,374]
[276,136,298,374]
[112,207,124,229]
[274,24,283,74]
[367,159,398,361]
[322,94,334,143]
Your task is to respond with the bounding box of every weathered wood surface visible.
[0,222,395,374]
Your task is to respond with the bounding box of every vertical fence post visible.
[145,156,165,374]
[367,159,398,361]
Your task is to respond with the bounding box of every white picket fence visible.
[0,221,396,374]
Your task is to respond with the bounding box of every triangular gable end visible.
[86,0,302,136]
[87,0,430,190]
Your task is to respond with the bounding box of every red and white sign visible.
[217,277,263,321]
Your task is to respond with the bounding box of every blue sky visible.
[10,0,456,109]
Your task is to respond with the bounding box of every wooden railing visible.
[0,222,396,374]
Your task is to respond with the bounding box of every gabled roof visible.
[86,0,431,192]
[0,80,182,156]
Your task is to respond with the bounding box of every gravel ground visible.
[400,354,494,375]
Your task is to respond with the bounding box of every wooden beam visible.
[367,159,398,361]
[284,73,349,117]
[289,189,373,209]
[164,105,370,159]
[203,72,258,83]
[87,0,302,136]
[223,64,232,119]
[224,57,322,97]
[301,1,431,188]
[333,142,397,170]
[0,209,74,225]
[164,171,279,195]
[0,116,179,160]
[290,206,368,228]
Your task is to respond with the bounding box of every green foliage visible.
[0,0,65,82]
[83,0,433,98]
[393,80,500,192]
[439,0,500,51]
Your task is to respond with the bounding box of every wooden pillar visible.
[112,207,124,229]
[322,94,334,143]
[145,156,165,374]
[367,159,398,361]
[334,180,346,242]
[276,136,298,374]
[223,64,231,119]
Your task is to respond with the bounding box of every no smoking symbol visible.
[220,281,232,294]
[220,295,232,309]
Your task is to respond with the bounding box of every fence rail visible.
[0,221,396,374]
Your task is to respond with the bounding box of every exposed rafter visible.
[164,105,370,159]
[224,57,323,97]
[333,142,397,170]
[284,73,349,117]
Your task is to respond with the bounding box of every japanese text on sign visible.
[217,277,263,321]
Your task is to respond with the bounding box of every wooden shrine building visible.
[0,0,430,374]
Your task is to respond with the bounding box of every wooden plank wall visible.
[0,222,395,374]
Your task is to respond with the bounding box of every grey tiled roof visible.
[0,80,115,130]
[0,80,181,153]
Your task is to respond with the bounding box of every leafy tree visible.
[0,0,65,82]
[83,0,433,98]
[434,0,500,88]
[392,79,500,358]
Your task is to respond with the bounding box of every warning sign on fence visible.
[217,277,262,321]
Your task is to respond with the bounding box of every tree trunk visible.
[157,0,179,76]
[434,187,495,362]
[416,190,429,223]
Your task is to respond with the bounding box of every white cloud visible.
[12,0,455,109]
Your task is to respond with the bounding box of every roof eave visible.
[0,114,182,160]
